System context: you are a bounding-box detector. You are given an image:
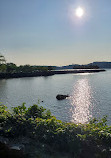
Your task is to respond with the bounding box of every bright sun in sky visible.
[75,7,84,18]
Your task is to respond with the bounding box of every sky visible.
[0,0,111,66]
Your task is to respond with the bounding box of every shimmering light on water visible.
[70,78,92,124]
[0,70,111,124]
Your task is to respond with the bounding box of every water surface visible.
[0,70,111,124]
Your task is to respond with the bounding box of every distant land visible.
[54,62,111,70]
[0,60,107,79]
[92,62,111,68]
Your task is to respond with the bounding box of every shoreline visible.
[0,69,105,79]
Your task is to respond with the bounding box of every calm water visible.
[0,70,111,124]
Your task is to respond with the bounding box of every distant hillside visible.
[55,64,99,70]
[54,62,111,70]
[92,62,111,68]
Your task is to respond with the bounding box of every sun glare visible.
[75,7,84,18]
[70,79,92,124]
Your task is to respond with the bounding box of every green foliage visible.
[0,104,111,157]
[0,60,51,73]
[0,64,7,72]
[6,63,17,73]
[26,104,46,119]
[17,65,33,73]
[0,104,11,124]
[5,64,49,73]
[12,102,26,115]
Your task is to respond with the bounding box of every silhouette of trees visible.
[0,54,6,72]
[6,63,17,73]
[0,54,6,64]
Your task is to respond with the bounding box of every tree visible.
[0,64,7,72]
[0,54,6,72]
[17,65,33,73]
[0,54,6,64]
[6,63,17,73]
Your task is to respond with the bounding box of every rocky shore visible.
[0,71,54,79]
[0,69,105,79]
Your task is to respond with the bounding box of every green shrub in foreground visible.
[0,103,111,157]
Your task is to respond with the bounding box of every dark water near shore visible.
[0,70,111,124]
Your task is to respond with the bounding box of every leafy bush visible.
[0,103,111,157]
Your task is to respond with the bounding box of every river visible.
[0,69,111,124]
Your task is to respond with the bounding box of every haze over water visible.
[0,70,111,124]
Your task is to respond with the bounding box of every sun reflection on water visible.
[70,78,92,124]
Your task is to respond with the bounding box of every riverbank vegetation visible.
[0,62,99,74]
[0,63,54,73]
[0,103,111,158]
[0,55,100,74]
[0,55,54,73]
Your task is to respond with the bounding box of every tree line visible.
[0,55,99,73]
[0,63,54,73]
[0,54,55,73]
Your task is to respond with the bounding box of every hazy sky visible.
[0,0,111,66]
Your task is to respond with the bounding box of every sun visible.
[75,7,84,18]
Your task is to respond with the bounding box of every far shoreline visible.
[0,69,106,79]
